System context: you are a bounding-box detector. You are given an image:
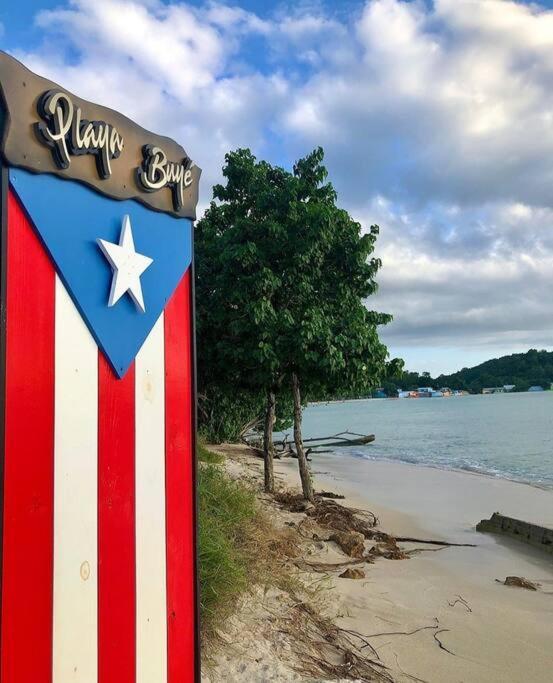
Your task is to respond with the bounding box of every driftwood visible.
[243,429,375,458]
[300,431,375,449]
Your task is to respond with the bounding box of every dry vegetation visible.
[200,444,422,681]
[198,443,299,641]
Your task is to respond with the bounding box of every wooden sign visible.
[0,51,199,683]
[0,51,201,219]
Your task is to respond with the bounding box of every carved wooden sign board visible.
[0,51,199,683]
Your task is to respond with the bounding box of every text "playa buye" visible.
[35,90,194,212]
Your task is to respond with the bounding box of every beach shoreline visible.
[205,444,553,683]
[309,452,553,535]
[294,392,553,490]
[315,449,553,492]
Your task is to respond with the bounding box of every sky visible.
[2,0,553,375]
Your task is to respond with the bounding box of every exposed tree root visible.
[361,621,441,643]
[448,595,472,612]
[294,558,366,573]
[362,617,458,658]
[308,498,380,534]
[405,547,447,556]
[280,600,395,681]
[433,629,456,656]
[395,536,476,547]
[275,491,474,557]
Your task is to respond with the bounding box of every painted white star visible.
[97,215,153,313]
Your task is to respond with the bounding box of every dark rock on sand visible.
[339,568,366,579]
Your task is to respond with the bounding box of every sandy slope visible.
[202,446,553,683]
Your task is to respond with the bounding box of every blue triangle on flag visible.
[10,168,193,378]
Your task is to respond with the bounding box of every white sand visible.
[283,453,553,683]
[204,447,553,683]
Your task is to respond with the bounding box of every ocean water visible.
[292,392,553,488]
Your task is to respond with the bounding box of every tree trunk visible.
[291,372,314,501]
[263,388,276,493]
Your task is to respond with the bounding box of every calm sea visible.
[294,392,553,488]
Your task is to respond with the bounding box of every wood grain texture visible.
[135,314,168,683]
[53,277,98,683]
[0,51,201,219]
[1,189,55,683]
[165,270,196,683]
[98,354,136,683]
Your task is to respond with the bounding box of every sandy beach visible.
[307,454,553,682]
[204,446,553,683]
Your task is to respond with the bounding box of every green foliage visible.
[198,389,264,444]
[195,146,392,439]
[272,147,392,400]
[385,349,553,395]
[198,457,257,632]
[195,149,297,440]
[196,149,291,385]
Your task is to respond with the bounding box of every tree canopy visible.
[195,146,393,496]
[271,148,392,399]
[196,147,392,435]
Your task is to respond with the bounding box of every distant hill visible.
[384,349,553,395]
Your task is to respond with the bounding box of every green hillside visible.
[384,349,553,395]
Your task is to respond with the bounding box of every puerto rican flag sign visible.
[0,166,199,682]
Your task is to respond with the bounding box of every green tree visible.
[273,148,392,499]
[196,147,392,500]
[195,149,293,491]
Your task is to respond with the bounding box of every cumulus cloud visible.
[285,0,553,211]
[7,0,553,371]
[19,0,290,204]
[357,196,553,359]
[279,0,553,366]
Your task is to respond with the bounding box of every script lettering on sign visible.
[137,145,194,212]
[35,90,124,179]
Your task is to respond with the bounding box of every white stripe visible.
[53,277,98,683]
[135,313,167,683]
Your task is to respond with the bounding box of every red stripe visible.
[165,269,196,682]
[1,189,55,683]
[98,354,136,683]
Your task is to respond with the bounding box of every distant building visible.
[482,387,505,394]
[417,387,434,397]
[528,385,544,392]
[503,385,516,392]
